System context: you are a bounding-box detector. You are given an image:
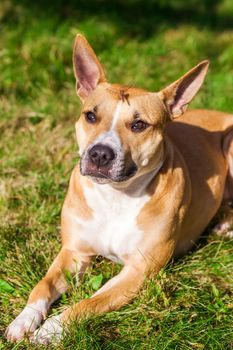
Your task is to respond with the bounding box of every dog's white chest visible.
[80,184,149,263]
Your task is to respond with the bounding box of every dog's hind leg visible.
[214,128,233,238]
[5,248,90,342]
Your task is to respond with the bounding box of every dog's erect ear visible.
[158,61,209,119]
[73,34,106,101]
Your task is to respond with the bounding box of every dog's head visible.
[73,35,209,184]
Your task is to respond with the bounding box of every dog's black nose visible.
[89,144,115,167]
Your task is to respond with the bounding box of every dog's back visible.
[167,109,233,254]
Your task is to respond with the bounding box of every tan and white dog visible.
[6,35,233,344]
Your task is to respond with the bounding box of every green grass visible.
[0,0,233,349]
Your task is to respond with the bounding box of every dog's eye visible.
[131,120,149,133]
[85,111,97,124]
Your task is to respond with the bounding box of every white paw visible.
[30,315,63,345]
[213,222,233,238]
[213,222,231,236]
[5,303,45,342]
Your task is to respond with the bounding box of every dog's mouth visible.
[80,162,138,183]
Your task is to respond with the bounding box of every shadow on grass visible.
[7,0,233,39]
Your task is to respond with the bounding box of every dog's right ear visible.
[73,34,106,101]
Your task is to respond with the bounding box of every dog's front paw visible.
[30,315,63,345]
[5,305,44,342]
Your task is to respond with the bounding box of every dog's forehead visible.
[97,83,149,100]
[83,83,164,121]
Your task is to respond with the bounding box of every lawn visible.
[0,0,233,349]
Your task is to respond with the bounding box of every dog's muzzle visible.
[80,143,137,183]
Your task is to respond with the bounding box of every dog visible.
[6,34,233,344]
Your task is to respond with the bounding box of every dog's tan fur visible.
[6,34,233,344]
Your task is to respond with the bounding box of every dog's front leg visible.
[67,264,146,315]
[30,264,145,344]
[5,248,90,342]
[31,239,174,345]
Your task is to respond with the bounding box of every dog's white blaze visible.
[110,101,123,130]
[78,183,150,264]
[6,299,48,341]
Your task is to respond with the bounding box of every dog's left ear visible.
[158,60,209,119]
[73,34,106,101]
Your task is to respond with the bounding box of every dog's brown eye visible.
[131,120,148,133]
[85,111,97,124]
